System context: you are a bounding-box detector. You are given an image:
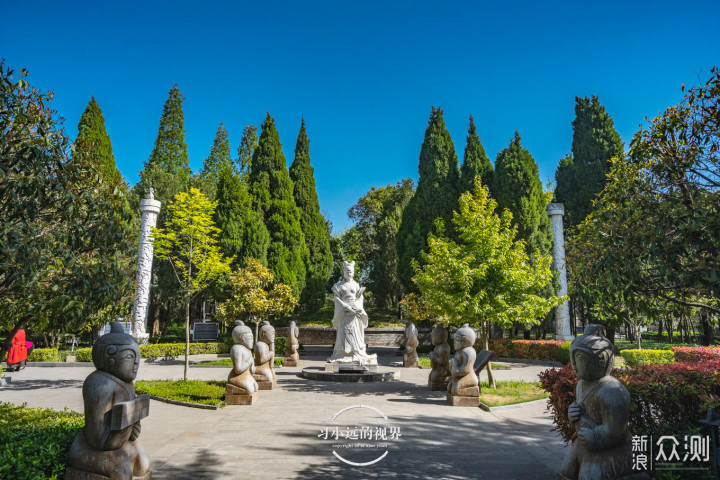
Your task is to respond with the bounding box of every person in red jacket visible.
[6,329,28,371]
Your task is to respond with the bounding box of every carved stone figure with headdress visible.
[403,321,419,367]
[253,320,277,390]
[447,323,479,407]
[428,324,451,390]
[226,320,259,404]
[284,320,300,366]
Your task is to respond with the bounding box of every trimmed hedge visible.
[74,348,93,362]
[487,339,570,363]
[672,346,720,363]
[0,402,84,479]
[140,342,230,358]
[275,336,287,357]
[539,359,720,443]
[28,347,61,362]
[620,349,675,367]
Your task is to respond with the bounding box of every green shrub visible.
[134,380,225,406]
[487,339,513,357]
[557,342,571,364]
[74,347,93,362]
[275,336,287,357]
[487,339,568,362]
[139,342,230,358]
[620,349,675,367]
[28,347,60,362]
[274,357,283,367]
[0,402,84,479]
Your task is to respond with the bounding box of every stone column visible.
[131,188,161,343]
[547,203,574,341]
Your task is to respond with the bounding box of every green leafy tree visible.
[152,188,232,379]
[413,178,563,387]
[236,124,258,177]
[217,258,298,340]
[248,113,308,298]
[214,166,269,269]
[397,107,460,292]
[195,123,233,201]
[459,115,492,196]
[289,119,333,311]
[569,69,720,345]
[0,63,135,357]
[555,96,623,226]
[74,96,123,186]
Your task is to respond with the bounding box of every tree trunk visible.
[184,300,190,381]
[483,321,495,389]
[657,319,664,341]
[700,312,712,347]
[523,328,531,340]
[606,326,616,345]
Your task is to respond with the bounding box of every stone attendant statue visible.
[447,323,479,407]
[403,321,419,368]
[253,321,276,389]
[327,260,378,368]
[558,324,645,480]
[226,321,259,405]
[284,320,300,367]
[428,324,451,391]
[66,322,151,480]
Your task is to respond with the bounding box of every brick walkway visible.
[0,349,566,479]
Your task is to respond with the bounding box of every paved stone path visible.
[0,348,567,479]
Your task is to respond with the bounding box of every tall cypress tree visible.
[215,167,269,269]
[142,84,191,187]
[557,96,623,225]
[74,96,122,185]
[289,119,333,310]
[493,131,552,256]
[248,113,308,297]
[196,123,233,201]
[397,107,460,291]
[459,114,493,195]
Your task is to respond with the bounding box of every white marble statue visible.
[327,261,378,367]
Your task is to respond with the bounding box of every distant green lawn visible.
[478,381,549,407]
[417,355,509,370]
[135,380,226,407]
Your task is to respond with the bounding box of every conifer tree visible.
[74,96,123,186]
[555,96,623,225]
[397,107,460,292]
[289,119,333,310]
[459,115,493,196]
[248,113,308,298]
[196,123,233,200]
[215,167,270,269]
[142,84,191,188]
[493,131,552,256]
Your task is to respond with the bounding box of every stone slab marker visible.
[131,188,161,344]
[547,203,574,341]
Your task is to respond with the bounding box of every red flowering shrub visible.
[513,340,565,362]
[671,345,720,363]
[487,339,513,357]
[539,359,720,443]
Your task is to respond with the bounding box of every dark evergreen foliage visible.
[289,119,333,311]
[248,113,308,298]
[459,115,493,196]
[74,96,123,186]
[195,123,233,201]
[397,107,460,292]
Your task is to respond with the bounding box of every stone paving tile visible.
[0,352,565,479]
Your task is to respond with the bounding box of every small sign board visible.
[111,394,150,431]
[473,350,495,376]
[192,322,219,341]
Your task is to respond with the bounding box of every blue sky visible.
[3,1,718,232]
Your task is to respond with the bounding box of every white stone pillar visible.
[131,188,161,343]
[547,203,574,341]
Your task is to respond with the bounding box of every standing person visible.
[6,329,28,371]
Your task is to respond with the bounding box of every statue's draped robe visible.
[329,279,374,362]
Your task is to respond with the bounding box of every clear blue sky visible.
[3,1,718,232]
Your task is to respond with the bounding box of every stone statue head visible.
[342,261,355,281]
[454,323,476,350]
[259,320,275,345]
[431,324,448,345]
[405,321,417,337]
[232,320,253,349]
[92,321,140,383]
[570,324,614,381]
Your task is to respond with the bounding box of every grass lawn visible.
[613,337,697,352]
[135,380,226,407]
[417,355,509,370]
[478,380,549,407]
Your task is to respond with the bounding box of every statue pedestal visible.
[65,466,151,480]
[428,380,449,391]
[283,358,299,367]
[447,386,480,407]
[225,385,258,405]
[404,358,419,368]
[252,375,276,390]
[324,361,378,373]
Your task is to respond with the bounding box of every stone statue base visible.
[404,358,419,368]
[65,466,151,480]
[225,385,258,405]
[324,361,378,372]
[447,386,480,407]
[428,380,449,391]
[252,375,276,390]
[283,358,299,367]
